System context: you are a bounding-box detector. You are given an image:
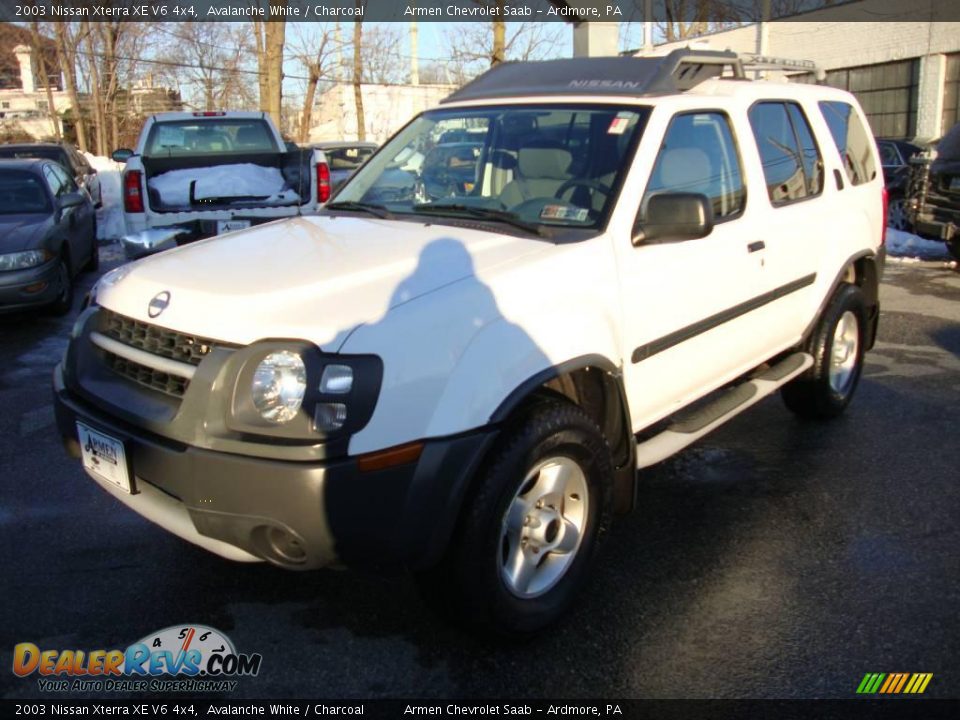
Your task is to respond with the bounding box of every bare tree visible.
[252,1,287,128]
[288,24,338,143]
[30,21,61,141]
[154,24,256,112]
[52,21,87,150]
[353,1,366,141]
[358,25,405,85]
[438,22,565,85]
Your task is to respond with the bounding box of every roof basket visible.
[442,49,747,104]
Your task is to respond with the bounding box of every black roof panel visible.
[442,50,743,105]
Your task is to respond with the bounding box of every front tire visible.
[782,283,867,419]
[48,255,74,316]
[417,398,613,636]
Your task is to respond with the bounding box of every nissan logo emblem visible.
[148,291,171,318]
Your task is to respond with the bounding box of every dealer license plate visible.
[77,423,132,494]
[217,220,251,234]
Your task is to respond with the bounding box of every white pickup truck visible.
[112,111,330,258]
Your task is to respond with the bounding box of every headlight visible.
[251,351,307,424]
[0,249,52,271]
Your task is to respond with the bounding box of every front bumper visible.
[0,258,61,312]
[54,364,497,570]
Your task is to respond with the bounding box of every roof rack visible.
[441,49,746,105]
[739,54,825,82]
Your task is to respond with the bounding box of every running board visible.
[635,352,813,470]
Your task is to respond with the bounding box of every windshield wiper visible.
[412,203,545,237]
[325,200,393,219]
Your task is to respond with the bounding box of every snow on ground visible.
[885,227,952,262]
[83,152,126,241]
[148,164,298,207]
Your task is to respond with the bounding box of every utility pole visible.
[410,21,419,85]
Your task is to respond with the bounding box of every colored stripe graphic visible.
[857,672,933,694]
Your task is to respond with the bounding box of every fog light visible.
[320,364,353,394]
[314,402,347,431]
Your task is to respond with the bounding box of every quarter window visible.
[643,111,746,221]
[749,102,823,204]
[819,101,878,186]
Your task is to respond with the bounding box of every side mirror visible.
[59,191,87,208]
[111,148,133,163]
[632,192,714,246]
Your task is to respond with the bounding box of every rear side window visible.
[818,101,878,186]
[749,102,823,204]
[643,111,746,221]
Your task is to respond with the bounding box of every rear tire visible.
[416,398,613,637]
[782,283,867,419]
[84,219,99,272]
[886,194,912,232]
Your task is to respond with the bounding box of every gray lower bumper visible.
[54,365,497,571]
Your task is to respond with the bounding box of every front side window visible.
[332,104,650,234]
[749,102,823,204]
[42,165,64,197]
[642,111,746,222]
[819,100,878,186]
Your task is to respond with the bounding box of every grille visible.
[104,351,190,398]
[101,310,221,365]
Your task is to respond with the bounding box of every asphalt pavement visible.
[1,248,958,700]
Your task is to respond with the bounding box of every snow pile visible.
[148,164,299,207]
[83,152,126,241]
[885,227,950,261]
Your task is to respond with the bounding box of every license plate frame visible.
[77,422,135,494]
[217,219,251,234]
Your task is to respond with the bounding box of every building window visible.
[36,100,48,111]
[943,53,960,135]
[827,59,920,139]
[0,102,9,109]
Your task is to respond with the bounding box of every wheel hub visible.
[499,456,588,599]
[828,310,860,395]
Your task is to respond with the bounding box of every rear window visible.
[324,145,376,171]
[818,101,878,186]
[0,170,51,214]
[144,120,278,156]
[0,147,67,166]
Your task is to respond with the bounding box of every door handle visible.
[747,240,765,253]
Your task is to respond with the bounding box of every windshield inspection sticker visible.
[607,112,634,135]
[541,204,589,222]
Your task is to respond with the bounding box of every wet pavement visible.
[1,249,958,700]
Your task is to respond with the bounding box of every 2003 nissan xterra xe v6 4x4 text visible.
[55,51,885,635]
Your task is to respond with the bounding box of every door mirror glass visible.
[59,191,87,208]
[633,192,713,245]
[111,148,133,163]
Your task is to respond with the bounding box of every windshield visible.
[0,171,51,214]
[332,104,649,231]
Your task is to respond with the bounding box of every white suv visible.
[54,50,884,635]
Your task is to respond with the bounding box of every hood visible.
[0,215,49,253]
[96,215,550,351]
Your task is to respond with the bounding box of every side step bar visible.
[635,352,813,470]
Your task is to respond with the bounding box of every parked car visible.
[876,138,922,230]
[0,159,97,315]
[0,142,103,208]
[54,50,884,635]
[905,122,960,260]
[112,111,328,259]
[310,141,377,192]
